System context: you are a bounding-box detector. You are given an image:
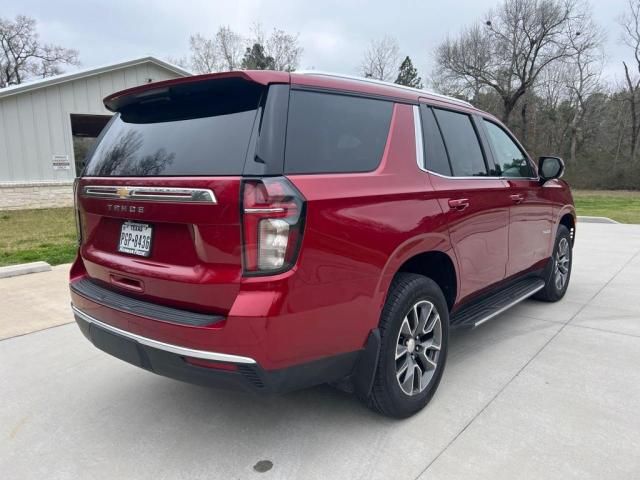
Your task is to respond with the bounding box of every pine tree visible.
[395,56,423,88]
[241,43,275,70]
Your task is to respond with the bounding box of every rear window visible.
[83,79,263,176]
[284,91,393,174]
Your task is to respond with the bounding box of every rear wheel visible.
[365,273,449,418]
[534,224,572,302]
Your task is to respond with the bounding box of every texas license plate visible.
[118,221,153,257]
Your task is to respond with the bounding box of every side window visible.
[420,106,451,176]
[483,120,534,178]
[284,91,393,174]
[433,108,487,177]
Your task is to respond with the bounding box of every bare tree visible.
[249,23,302,72]
[564,13,604,164]
[0,15,79,88]
[189,33,219,74]
[166,55,189,70]
[535,61,571,153]
[434,0,585,142]
[620,0,640,162]
[266,29,302,71]
[216,26,244,70]
[190,24,301,73]
[360,36,400,81]
[188,26,244,74]
[432,24,493,99]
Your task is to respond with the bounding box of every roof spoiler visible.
[103,70,290,112]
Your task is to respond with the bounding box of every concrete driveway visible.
[2,222,640,479]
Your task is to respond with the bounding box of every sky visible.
[2,0,634,85]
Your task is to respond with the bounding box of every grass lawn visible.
[573,190,640,224]
[0,190,638,268]
[0,207,77,267]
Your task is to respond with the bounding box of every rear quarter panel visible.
[283,103,453,360]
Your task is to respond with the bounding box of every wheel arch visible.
[396,251,457,311]
[559,211,576,245]
[376,235,458,314]
[554,206,576,245]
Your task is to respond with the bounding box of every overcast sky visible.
[3,0,634,84]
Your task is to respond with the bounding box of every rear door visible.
[480,119,553,276]
[76,77,288,314]
[420,105,510,302]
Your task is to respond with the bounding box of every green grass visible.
[0,191,637,268]
[0,207,77,267]
[573,190,640,224]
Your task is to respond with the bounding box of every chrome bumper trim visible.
[71,304,256,364]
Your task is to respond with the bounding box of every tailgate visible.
[77,177,242,314]
[73,75,288,315]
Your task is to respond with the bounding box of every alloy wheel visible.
[554,237,570,291]
[395,300,442,396]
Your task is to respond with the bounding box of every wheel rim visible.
[554,237,570,291]
[395,300,442,396]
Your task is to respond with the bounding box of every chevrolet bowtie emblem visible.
[116,187,130,199]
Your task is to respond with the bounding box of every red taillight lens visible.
[73,178,83,245]
[241,177,305,275]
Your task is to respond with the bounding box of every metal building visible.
[0,57,190,210]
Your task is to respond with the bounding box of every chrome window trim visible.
[425,169,504,180]
[82,185,217,203]
[424,168,539,182]
[416,103,539,182]
[71,305,256,364]
[412,105,426,171]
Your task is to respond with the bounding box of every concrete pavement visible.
[1,222,640,479]
[0,264,71,340]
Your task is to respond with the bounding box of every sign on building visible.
[52,155,71,170]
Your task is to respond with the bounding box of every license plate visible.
[118,221,153,257]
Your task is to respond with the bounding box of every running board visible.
[450,278,545,328]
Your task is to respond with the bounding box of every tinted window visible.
[84,79,263,176]
[420,106,451,176]
[483,120,534,178]
[284,91,393,174]
[433,109,487,177]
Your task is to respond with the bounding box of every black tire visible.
[364,273,449,418]
[534,224,573,302]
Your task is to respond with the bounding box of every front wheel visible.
[364,273,449,418]
[534,224,573,302]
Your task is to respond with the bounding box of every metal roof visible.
[0,56,191,100]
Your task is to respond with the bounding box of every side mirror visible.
[538,156,565,184]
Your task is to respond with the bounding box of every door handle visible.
[448,198,470,211]
[510,194,525,204]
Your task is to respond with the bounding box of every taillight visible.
[241,177,305,275]
[73,178,83,245]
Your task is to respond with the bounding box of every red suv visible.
[70,71,575,417]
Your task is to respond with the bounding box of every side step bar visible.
[450,278,545,328]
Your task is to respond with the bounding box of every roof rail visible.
[295,70,473,108]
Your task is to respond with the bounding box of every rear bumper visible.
[73,304,359,394]
[72,305,255,364]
